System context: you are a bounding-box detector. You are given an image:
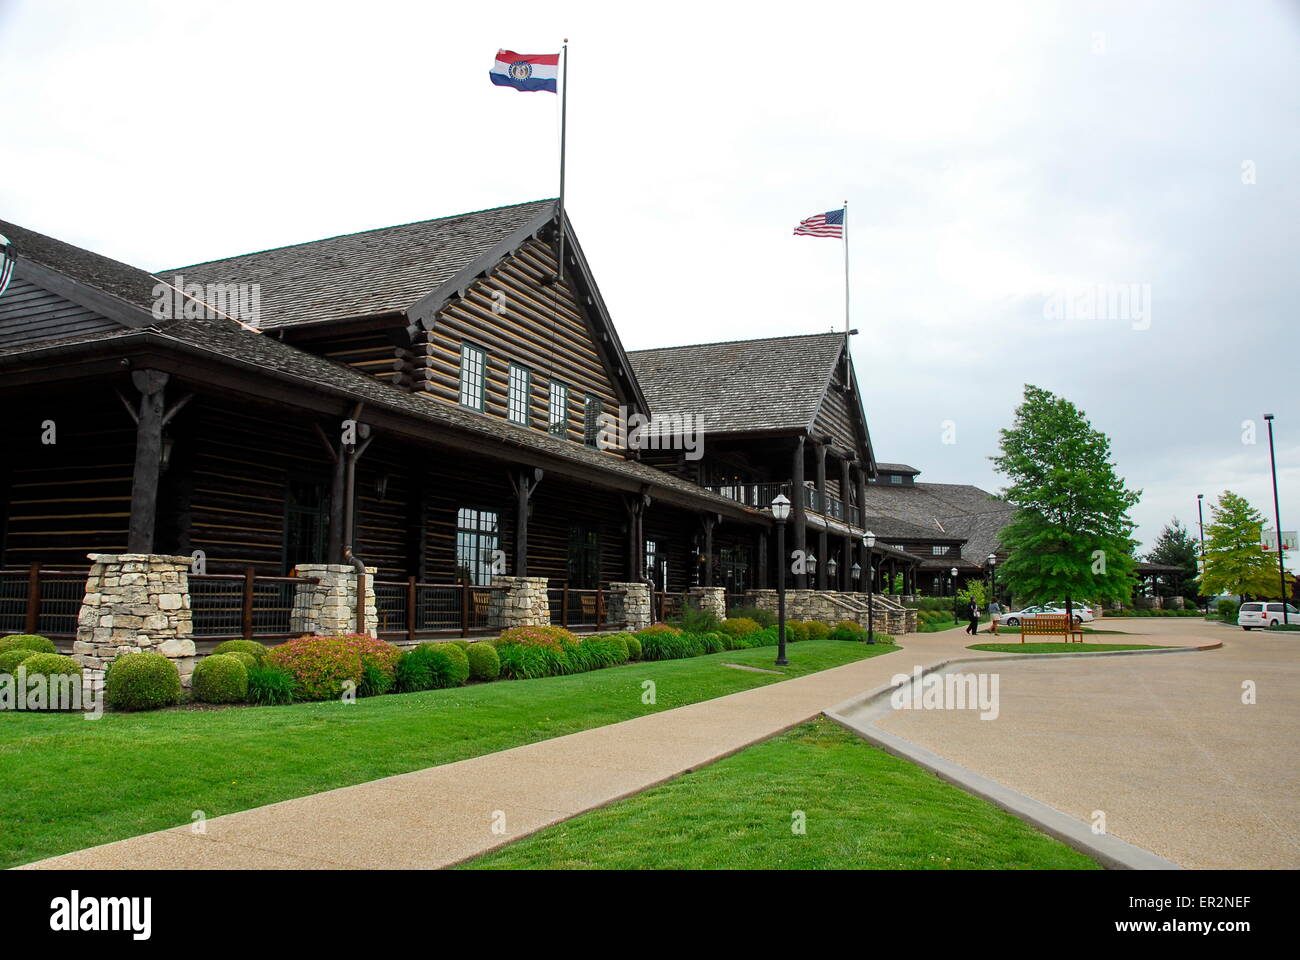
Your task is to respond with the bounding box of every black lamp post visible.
[951,566,960,624]
[863,530,876,644]
[987,553,997,602]
[1264,415,1290,624]
[771,493,791,666]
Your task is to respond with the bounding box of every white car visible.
[1238,602,1299,630]
[998,603,1092,626]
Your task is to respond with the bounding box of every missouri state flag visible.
[489,50,559,92]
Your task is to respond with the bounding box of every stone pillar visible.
[608,582,652,631]
[291,564,378,637]
[686,585,726,623]
[487,576,551,630]
[744,588,778,616]
[73,553,196,683]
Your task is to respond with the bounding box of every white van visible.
[1237,602,1299,629]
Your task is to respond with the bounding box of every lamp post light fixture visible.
[826,555,838,582]
[1264,415,1290,625]
[987,553,997,606]
[770,493,791,666]
[951,566,960,624]
[864,530,876,644]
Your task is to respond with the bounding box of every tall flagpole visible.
[843,199,850,381]
[555,38,569,286]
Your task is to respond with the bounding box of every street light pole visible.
[771,494,791,666]
[1196,493,1207,613]
[951,566,959,625]
[1264,415,1290,625]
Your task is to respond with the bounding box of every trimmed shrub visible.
[192,654,249,704]
[729,605,776,629]
[3,653,82,711]
[603,633,632,660]
[571,635,627,671]
[266,634,402,702]
[465,641,500,681]
[246,664,297,705]
[719,617,761,639]
[635,622,681,640]
[640,631,704,661]
[497,642,570,680]
[0,634,56,655]
[696,633,725,655]
[0,648,37,674]
[105,652,182,711]
[497,625,579,649]
[829,620,867,642]
[211,639,268,664]
[452,639,472,650]
[225,651,259,672]
[417,642,471,688]
[804,621,832,641]
[784,621,810,643]
[624,634,642,661]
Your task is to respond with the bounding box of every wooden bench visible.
[1019,614,1085,643]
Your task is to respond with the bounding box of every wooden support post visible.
[406,576,417,644]
[792,436,807,588]
[596,586,604,630]
[460,583,469,637]
[561,583,570,628]
[241,567,255,639]
[25,562,40,634]
[815,441,828,590]
[511,468,543,577]
[757,529,769,590]
[701,514,716,588]
[127,370,169,553]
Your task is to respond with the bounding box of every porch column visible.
[792,436,807,588]
[513,467,543,577]
[701,514,716,587]
[815,440,828,590]
[126,370,169,553]
[756,529,769,589]
[623,490,648,582]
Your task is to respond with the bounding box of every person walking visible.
[964,598,980,635]
[987,598,1001,635]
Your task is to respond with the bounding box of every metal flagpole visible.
[842,200,850,382]
[555,38,569,286]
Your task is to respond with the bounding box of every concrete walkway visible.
[23,628,1010,869]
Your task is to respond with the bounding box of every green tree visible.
[1145,518,1200,599]
[991,385,1140,618]
[1199,491,1283,599]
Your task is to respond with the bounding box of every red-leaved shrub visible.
[266,634,401,701]
[495,625,578,650]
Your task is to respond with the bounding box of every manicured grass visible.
[462,718,1099,870]
[0,638,896,868]
[968,642,1165,654]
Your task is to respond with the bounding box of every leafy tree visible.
[1145,518,1200,599]
[1199,491,1287,599]
[991,385,1140,619]
[957,579,988,611]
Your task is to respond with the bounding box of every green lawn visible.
[0,639,895,869]
[463,718,1099,870]
[968,642,1165,654]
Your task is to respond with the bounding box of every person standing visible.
[965,598,980,635]
[987,598,1001,635]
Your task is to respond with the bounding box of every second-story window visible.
[508,364,531,425]
[548,381,569,437]
[931,545,947,556]
[459,343,486,410]
[583,395,604,447]
[889,474,903,484]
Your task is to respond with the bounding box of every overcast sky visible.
[2,0,1296,561]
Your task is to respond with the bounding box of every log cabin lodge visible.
[0,201,1012,653]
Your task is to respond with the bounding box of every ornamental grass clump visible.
[496,641,571,680]
[246,664,298,705]
[265,634,401,701]
[104,652,181,712]
[191,654,249,704]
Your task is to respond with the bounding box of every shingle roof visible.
[159,199,556,329]
[874,462,920,474]
[0,218,159,313]
[862,480,1016,566]
[627,332,846,434]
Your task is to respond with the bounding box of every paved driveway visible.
[872,618,1299,869]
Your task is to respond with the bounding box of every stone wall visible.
[743,587,913,634]
[685,586,726,623]
[291,564,378,637]
[488,576,551,630]
[73,553,196,683]
[608,582,652,632]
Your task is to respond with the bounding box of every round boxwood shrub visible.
[696,632,725,655]
[624,634,642,660]
[397,642,471,691]
[211,639,268,663]
[4,653,82,711]
[192,654,249,704]
[784,621,810,643]
[452,639,472,650]
[105,652,182,711]
[804,620,832,641]
[829,620,867,642]
[266,634,402,701]
[465,641,500,682]
[0,634,56,655]
[224,651,258,672]
[719,617,760,639]
[0,648,37,674]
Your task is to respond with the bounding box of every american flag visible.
[793,208,844,238]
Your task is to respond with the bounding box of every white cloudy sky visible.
[2,0,1297,561]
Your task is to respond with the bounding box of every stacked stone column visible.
[488,576,551,630]
[608,582,652,632]
[73,553,196,683]
[290,564,378,637]
[686,586,726,623]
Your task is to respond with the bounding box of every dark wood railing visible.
[704,481,860,526]
[373,579,491,641]
[0,563,87,640]
[188,570,318,641]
